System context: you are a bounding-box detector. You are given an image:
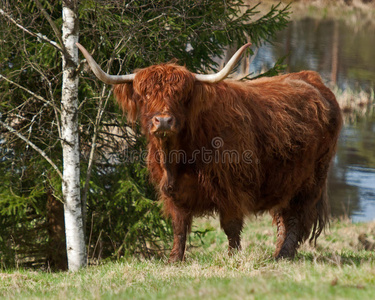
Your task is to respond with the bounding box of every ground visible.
[2,215,375,299]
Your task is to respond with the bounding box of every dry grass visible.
[333,87,375,122]
[3,215,375,299]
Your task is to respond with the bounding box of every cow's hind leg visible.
[273,211,286,257]
[220,210,244,255]
[273,182,329,260]
[273,210,303,259]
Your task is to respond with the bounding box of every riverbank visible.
[286,0,375,7]
[262,0,375,10]
[259,0,375,27]
[334,87,375,122]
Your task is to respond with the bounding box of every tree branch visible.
[0,74,61,114]
[33,0,69,58]
[0,119,63,180]
[81,88,111,223]
[0,8,63,53]
[81,42,123,226]
[24,60,62,137]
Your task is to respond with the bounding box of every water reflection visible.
[251,18,375,222]
[329,116,375,222]
[252,18,375,91]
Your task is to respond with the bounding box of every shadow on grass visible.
[296,250,375,267]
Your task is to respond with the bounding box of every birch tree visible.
[0,0,86,271]
[61,0,86,271]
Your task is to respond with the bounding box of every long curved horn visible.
[194,43,252,83]
[76,43,135,84]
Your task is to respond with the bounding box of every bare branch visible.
[0,119,63,180]
[81,39,124,223]
[33,0,69,58]
[0,73,61,114]
[81,88,111,220]
[25,60,62,137]
[0,8,63,53]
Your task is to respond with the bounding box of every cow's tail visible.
[309,181,330,246]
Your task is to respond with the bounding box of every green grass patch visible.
[1,215,375,299]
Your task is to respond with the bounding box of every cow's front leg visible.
[168,206,192,263]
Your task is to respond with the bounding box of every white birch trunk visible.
[61,0,87,271]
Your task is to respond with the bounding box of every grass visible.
[1,215,375,299]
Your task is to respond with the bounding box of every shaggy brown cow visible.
[77,43,342,261]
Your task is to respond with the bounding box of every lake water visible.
[250,18,375,222]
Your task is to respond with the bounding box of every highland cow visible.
[77,42,342,261]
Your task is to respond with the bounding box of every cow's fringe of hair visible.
[113,83,138,123]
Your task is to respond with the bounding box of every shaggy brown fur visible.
[113,64,342,261]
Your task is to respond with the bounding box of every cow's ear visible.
[113,83,138,124]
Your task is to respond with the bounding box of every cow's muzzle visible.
[151,114,176,137]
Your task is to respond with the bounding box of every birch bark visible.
[61,0,86,271]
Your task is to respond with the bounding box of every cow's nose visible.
[153,115,174,131]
